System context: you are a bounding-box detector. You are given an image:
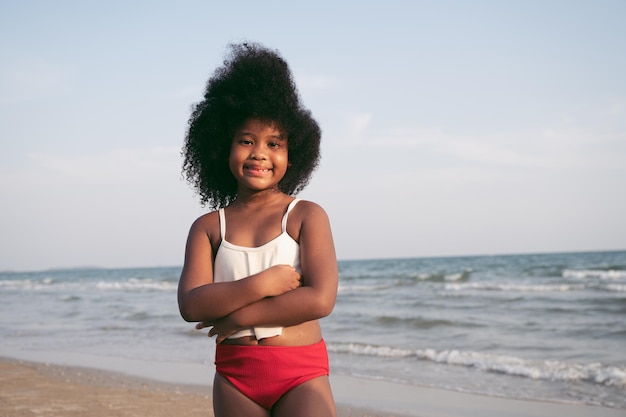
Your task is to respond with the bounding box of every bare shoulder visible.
[190,210,218,230]
[289,200,332,238]
[188,210,221,245]
[293,199,330,220]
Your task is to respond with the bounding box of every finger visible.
[196,321,213,330]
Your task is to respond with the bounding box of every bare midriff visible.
[220,320,322,346]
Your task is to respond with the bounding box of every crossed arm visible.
[177,202,338,341]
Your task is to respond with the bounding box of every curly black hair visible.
[182,42,321,210]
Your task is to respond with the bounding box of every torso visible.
[210,195,322,346]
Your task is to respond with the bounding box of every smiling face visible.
[228,118,289,194]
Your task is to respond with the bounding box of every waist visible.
[226,326,281,341]
[221,321,322,346]
[218,338,326,353]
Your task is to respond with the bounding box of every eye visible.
[268,138,287,149]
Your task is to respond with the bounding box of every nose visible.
[250,151,266,160]
[249,144,267,160]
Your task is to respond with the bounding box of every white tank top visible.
[213,199,301,340]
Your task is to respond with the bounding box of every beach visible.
[1,252,625,415]
[0,357,399,417]
[1,357,624,417]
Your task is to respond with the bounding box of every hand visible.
[259,264,302,297]
[195,315,239,344]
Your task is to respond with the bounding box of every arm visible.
[177,214,301,322]
[216,202,338,331]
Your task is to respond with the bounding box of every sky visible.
[1,1,625,271]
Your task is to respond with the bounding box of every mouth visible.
[244,165,272,175]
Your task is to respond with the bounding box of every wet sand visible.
[0,359,393,417]
[1,358,623,417]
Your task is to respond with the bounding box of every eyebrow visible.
[237,131,286,141]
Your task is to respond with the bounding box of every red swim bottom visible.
[215,339,329,410]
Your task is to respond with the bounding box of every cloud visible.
[27,146,182,186]
[0,58,73,104]
[0,146,201,270]
[160,85,204,100]
[346,113,373,136]
[295,74,339,93]
[336,107,626,171]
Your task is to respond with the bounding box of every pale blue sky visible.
[1,1,625,270]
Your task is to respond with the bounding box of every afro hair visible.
[182,42,321,210]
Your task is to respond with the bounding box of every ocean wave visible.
[329,342,414,358]
[443,282,587,292]
[604,284,626,292]
[563,269,626,280]
[59,295,81,302]
[0,277,177,292]
[337,270,471,293]
[0,278,55,290]
[412,271,472,282]
[375,315,462,329]
[95,278,177,292]
[337,283,394,293]
[444,281,626,293]
[328,342,626,388]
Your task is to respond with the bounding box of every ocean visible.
[1,250,625,409]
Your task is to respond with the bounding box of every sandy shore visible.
[1,357,624,417]
[0,359,394,417]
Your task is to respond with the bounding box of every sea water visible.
[1,251,624,408]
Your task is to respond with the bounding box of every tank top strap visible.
[281,199,300,232]
[218,208,226,239]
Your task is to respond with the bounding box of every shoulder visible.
[288,199,335,251]
[291,199,331,227]
[293,199,327,215]
[191,210,220,229]
[188,210,222,245]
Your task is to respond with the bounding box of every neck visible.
[233,188,285,208]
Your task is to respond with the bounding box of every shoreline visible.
[1,350,624,417]
[0,357,404,417]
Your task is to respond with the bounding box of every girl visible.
[177,42,338,417]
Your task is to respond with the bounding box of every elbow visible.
[304,284,337,319]
[311,296,336,319]
[178,303,195,322]
[178,292,219,323]
[178,294,199,322]
[179,307,195,323]
[321,301,336,318]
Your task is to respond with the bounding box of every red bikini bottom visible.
[215,339,329,409]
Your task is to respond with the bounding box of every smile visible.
[244,166,272,175]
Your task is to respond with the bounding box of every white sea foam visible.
[95,279,176,291]
[328,342,414,358]
[0,278,55,290]
[337,283,390,293]
[328,342,626,388]
[412,271,470,282]
[563,269,626,280]
[444,273,465,281]
[604,283,626,292]
[0,279,32,288]
[0,277,176,292]
[443,282,586,292]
